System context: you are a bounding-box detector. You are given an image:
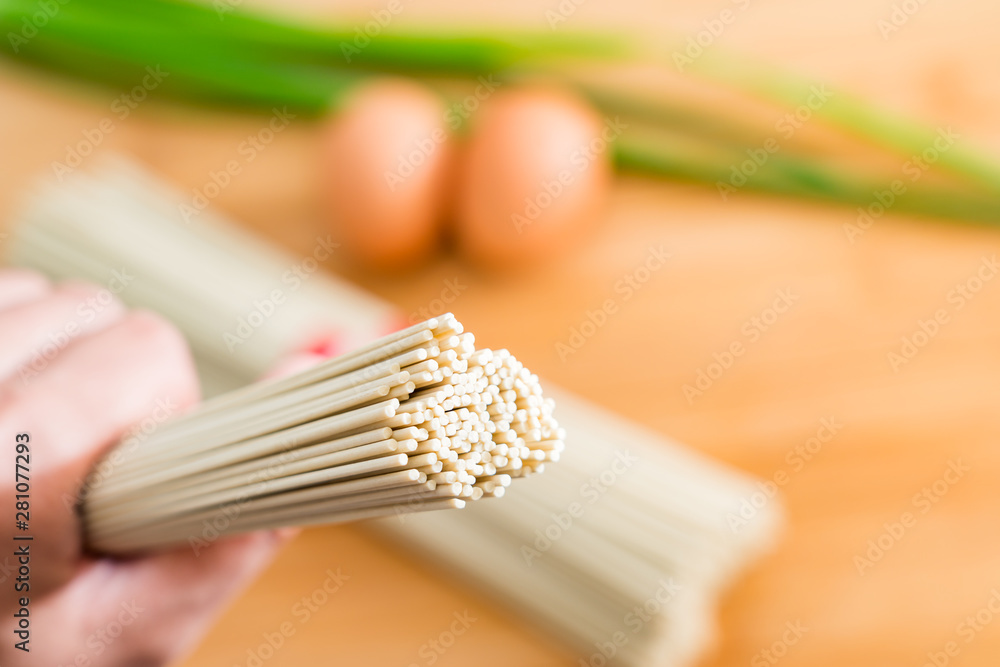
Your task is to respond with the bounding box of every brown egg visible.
[321,79,452,270]
[454,87,612,269]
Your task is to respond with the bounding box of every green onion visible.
[1,0,997,226]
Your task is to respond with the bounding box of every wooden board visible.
[1,0,999,665]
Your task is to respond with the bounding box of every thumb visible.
[16,530,297,667]
[263,334,342,380]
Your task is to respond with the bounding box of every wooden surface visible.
[2,1,1000,665]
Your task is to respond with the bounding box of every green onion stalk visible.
[1,0,998,224]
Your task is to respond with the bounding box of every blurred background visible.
[2,0,1000,665]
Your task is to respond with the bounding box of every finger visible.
[0,268,51,312]
[0,311,200,597]
[263,349,330,380]
[262,333,343,381]
[0,281,126,385]
[6,531,296,666]
[113,530,298,665]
